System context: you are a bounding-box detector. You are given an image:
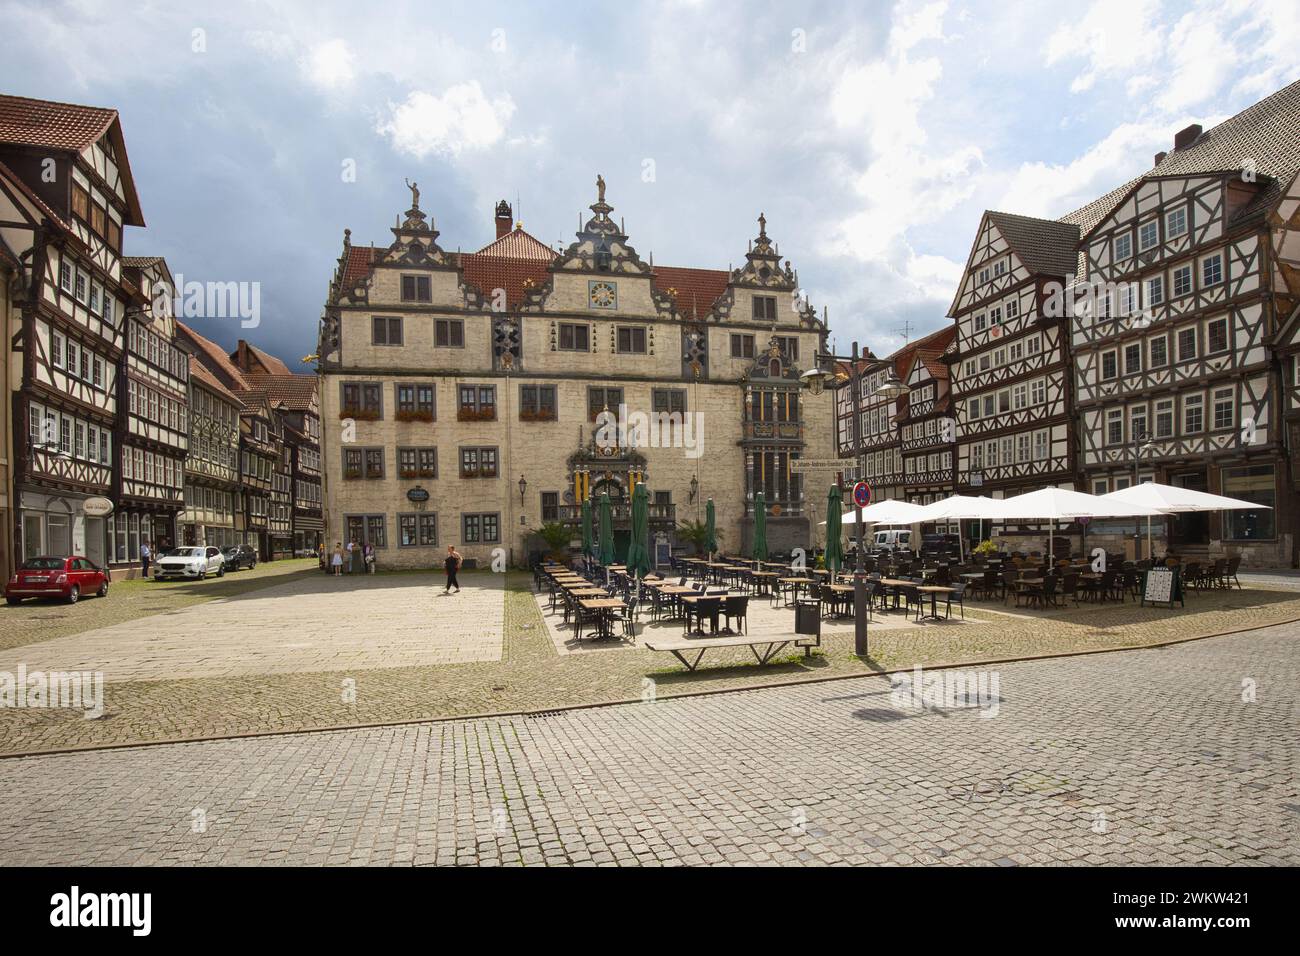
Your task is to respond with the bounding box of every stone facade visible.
[318,181,836,568]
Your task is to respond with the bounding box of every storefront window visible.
[1223,465,1275,540]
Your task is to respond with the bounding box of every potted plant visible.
[533,521,575,561]
[675,519,721,556]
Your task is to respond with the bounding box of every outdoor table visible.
[916,585,952,621]
[777,576,816,607]
[680,593,725,635]
[749,571,777,596]
[579,598,626,639]
[567,588,608,598]
[875,578,915,612]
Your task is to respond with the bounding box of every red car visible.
[5,555,110,605]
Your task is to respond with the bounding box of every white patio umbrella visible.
[1099,482,1272,559]
[818,498,930,526]
[912,495,1014,562]
[996,487,1164,563]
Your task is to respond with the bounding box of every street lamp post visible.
[802,343,908,658]
[1132,431,1155,560]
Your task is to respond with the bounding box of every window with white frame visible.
[1212,387,1234,430]
[1138,220,1159,250]
[1172,264,1192,297]
[1114,232,1132,261]
[1106,409,1123,445]
[1183,393,1204,433]
[1165,207,1187,238]
[1202,253,1223,287]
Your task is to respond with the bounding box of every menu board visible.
[1141,567,1183,608]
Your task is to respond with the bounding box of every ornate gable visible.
[731,213,797,291]
[555,175,652,275]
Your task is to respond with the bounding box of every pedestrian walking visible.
[331,542,343,576]
[443,545,462,593]
[347,539,360,574]
[364,542,375,574]
[140,539,152,579]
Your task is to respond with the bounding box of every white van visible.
[872,529,913,553]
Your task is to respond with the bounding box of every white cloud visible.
[376,83,516,159]
[1045,0,1164,93]
[299,38,354,90]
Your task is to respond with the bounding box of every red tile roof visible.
[341,244,380,287]
[0,94,144,225]
[234,340,293,377]
[175,320,249,392]
[243,373,318,411]
[652,265,731,320]
[459,253,554,310]
[188,356,241,405]
[474,226,556,260]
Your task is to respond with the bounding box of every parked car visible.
[6,555,110,604]
[221,544,258,571]
[872,529,913,553]
[154,546,225,580]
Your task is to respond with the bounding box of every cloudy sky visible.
[2,0,1297,368]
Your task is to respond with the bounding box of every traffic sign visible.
[852,481,872,509]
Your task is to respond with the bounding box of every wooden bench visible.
[644,635,797,671]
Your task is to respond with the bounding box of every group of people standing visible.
[328,540,374,575]
[325,541,463,592]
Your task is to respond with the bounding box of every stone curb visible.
[2,611,1297,762]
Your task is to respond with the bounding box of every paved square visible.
[0,573,505,681]
[0,624,1294,865]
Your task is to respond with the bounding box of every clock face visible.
[588,280,617,310]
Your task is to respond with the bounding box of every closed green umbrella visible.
[751,491,768,562]
[705,498,717,557]
[598,492,615,565]
[581,499,594,557]
[824,485,843,573]
[626,483,651,577]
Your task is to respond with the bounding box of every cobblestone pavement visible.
[0,626,1295,865]
[0,559,319,653]
[0,574,504,681]
[2,573,1300,755]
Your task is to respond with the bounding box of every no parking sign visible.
[852,480,872,509]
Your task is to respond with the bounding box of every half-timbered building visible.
[318,181,835,568]
[230,341,321,555]
[180,354,242,549]
[834,329,957,529]
[1072,84,1300,565]
[0,95,144,565]
[237,391,277,559]
[946,210,1084,505]
[116,256,188,559]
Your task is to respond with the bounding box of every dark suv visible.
[221,544,258,571]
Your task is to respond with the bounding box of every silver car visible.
[154,546,226,580]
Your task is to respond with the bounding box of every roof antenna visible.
[894,319,915,345]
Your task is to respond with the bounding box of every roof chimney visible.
[1173,123,1202,151]
[1154,151,1167,166]
[494,200,512,240]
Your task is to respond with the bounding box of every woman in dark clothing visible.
[443,545,462,593]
